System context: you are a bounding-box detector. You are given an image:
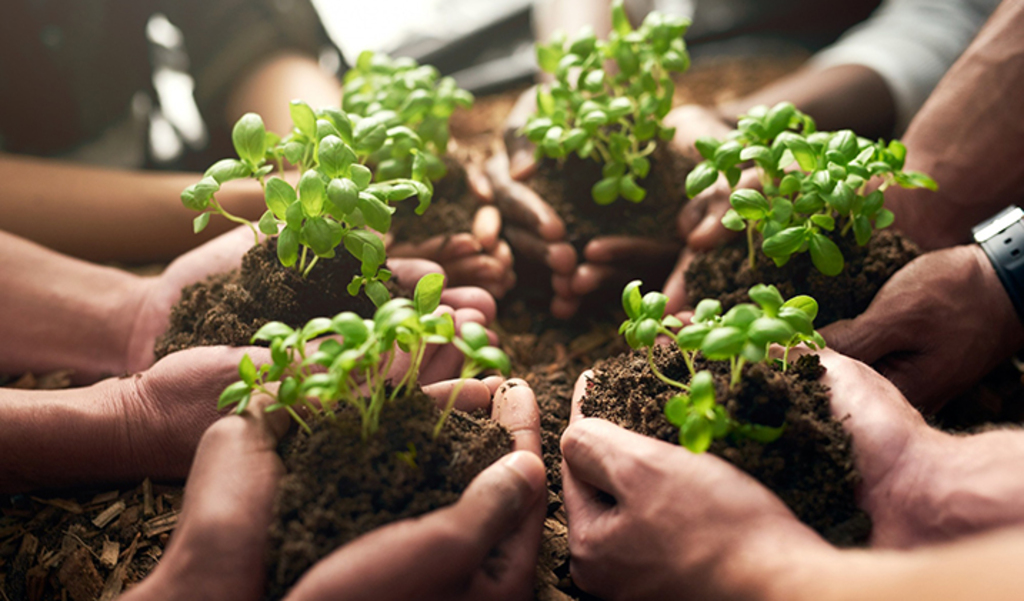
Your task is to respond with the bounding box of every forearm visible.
[0,153,265,262]
[887,0,1024,250]
[0,231,149,382]
[716,64,896,139]
[771,528,1024,601]
[0,384,129,493]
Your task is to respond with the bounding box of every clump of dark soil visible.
[582,345,870,546]
[155,239,379,358]
[390,155,477,244]
[527,145,693,251]
[686,228,919,326]
[266,389,512,599]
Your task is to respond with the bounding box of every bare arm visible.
[0,53,340,263]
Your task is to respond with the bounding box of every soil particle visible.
[155,238,380,358]
[265,389,511,600]
[582,345,870,546]
[686,228,918,326]
[390,154,478,244]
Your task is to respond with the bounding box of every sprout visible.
[686,102,937,273]
[618,280,826,452]
[217,274,510,441]
[525,1,691,204]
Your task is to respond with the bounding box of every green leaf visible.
[474,346,511,376]
[611,0,632,35]
[701,327,746,360]
[713,141,743,171]
[779,174,801,196]
[694,137,721,161]
[640,291,668,320]
[239,354,257,385]
[730,189,770,220]
[232,113,267,166]
[252,322,295,342]
[181,177,220,211]
[780,296,819,322]
[351,164,372,189]
[689,371,716,410]
[218,381,252,410]
[778,132,817,171]
[193,212,211,234]
[680,414,713,453]
[289,100,317,138]
[721,209,746,231]
[875,208,895,229]
[537,44,564,74]
[319,135,355,178]
[277,225,300,267]
[414,273,446,315]
[748,317,795,346]
[258,210,278,235]
[366,280,390,307]
[265,177,297,219]
[811,214,836,231]
[809,233,844,276]
[676,324,710,350]
[693,299,722,323]
[327,178,359,217]
[205,158,250,184]
[357,192,393,233]
[619,176,646,203]
[664,394,690,427]
[862,190,884,216]
[722,304,760,329]
[622,280,643,320]
[634,318,659,347]
[592,177,621,205]
[686,162,719,198]
[748,284,784,315]
[460,322,490,351]
[900,171,938,191]
[299,171,326,217]
[853,214,872,246]
[302,217,338,257]
[779,307,814,336]
[762,227,806,259]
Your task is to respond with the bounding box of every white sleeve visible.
[811,0,1001,132]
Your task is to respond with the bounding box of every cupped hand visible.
[820,244,1024,414]
[561,371,829,600]
[124,379,545,601]
[388,143,517,299]
[124,226,498,372]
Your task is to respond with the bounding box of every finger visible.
[571,263,622,296]
[582,237,682,265]
[561,418,649,498]
[443,255,508,293]
[422,378,494,413]
[482,376,505,396]
[163,396,286,601]
[492,239,514,270]
[547,242,578,275]
[552,273,574,299]
[473,206,502,251]
[493,379,542,456]
[509,148,538,181]
[820,314,898,366]
[687,196,735,251]
[386,258,446,288]
[444,450,546,560]
[389,235,482,263]
[551,295,581,320]
[465,160,494,203]
[569,371,592,424]
[419,310,491,384]
[663,248,696,314]
[440,287,497,325]
[677,194,709,239]
[489,156,565,242]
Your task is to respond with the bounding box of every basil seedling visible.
[686,102,937,274]
[525,0,691,204]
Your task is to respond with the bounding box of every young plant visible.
[181,101,436,304]
[217,274,510,441]
[685,101,937,274]
[524,0,691,204]
[343,51,474,182]
[619,281,826,452]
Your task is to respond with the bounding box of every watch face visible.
[973,206,1024,243]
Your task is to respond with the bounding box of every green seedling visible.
[218,274,510,442]
[182,101,436,304]
[524,0,691,204]
[686,101,937,273]
[343,51,474,182]
[620,281,826,452]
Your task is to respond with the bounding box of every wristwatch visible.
[973,205,1024,320]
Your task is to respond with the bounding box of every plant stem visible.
[746,222,756,270]
[298,245,309,274]
[286,406,312,435]
[301,255,319,278]
[647,347,689,391]
[433,363,475,438]
[730,357,746,388]
[212,201,259,245]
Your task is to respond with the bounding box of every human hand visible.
[820,244,1024,413]
[123,227,499,372]
[388,143,517,299]
[561,371,829,600]
[123,379,544,601]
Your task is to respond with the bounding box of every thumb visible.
[820,314,896,366]
[445,451,546,558]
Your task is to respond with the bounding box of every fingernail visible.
[502,451,545,495]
